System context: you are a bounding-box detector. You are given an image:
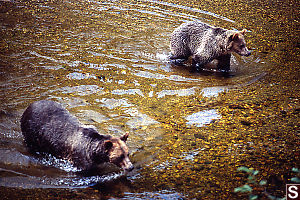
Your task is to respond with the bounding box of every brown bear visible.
[170,21,251,72]
[20,100,134,173]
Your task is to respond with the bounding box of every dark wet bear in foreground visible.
[20,100,134,173]
[170,21,251,72]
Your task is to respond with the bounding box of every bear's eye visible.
[115,154,125,162]
[240,44,245,48]
[121,154,125,159]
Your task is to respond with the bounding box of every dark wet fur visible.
[20,100,133,172]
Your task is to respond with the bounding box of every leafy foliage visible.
[291,168,300,183]
[234,166,287,200]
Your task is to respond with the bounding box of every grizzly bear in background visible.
[20,100,134,173]
[170,21,251,72]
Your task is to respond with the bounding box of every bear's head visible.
[103,133,134,173]
[227,30,251,57]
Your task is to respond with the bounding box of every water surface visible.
[0,0,298,199]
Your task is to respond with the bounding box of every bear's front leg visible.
[192,55,206,71]
[217,54,231,72]
[169,54,189,66]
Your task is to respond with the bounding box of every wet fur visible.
[20,100,133,172]
[170,21,250,71]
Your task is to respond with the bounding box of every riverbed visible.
[0,0,299,199]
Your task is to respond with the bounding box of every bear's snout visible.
[122,157,134,172]
[125,163,134,172]
[239,48,251,57]
[244,51,251,57]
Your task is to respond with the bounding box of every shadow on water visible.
[0,0,298,199]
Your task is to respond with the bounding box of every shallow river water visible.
[0,0,299,199]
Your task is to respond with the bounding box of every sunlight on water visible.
[67,72,97,80]
[121,190,185,199]
[58,85,105,96]
[185,109,221,127]
[155,52,170,62]
[144,0,235,23]
[157,87,196,98]
[40,172,125,188]
[201,86,227,97]
[125,107,159,129]
[98,98,133,109]
[39,154,80,173]
[0,169,125,188]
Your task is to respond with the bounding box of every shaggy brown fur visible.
[20,100,133,172]
[170,21,251,71]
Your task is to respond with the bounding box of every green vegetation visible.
[234,166,286,200]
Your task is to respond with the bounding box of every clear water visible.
[1,0,295,199]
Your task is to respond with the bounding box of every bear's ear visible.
[228,32,239,42]
[241,29,246,35]
[120,132,129,142]
[104,140,113,151]
[232,33,239,41]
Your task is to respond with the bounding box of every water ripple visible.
[185,109,221,127]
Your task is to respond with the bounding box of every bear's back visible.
[172,21,213,39]
[170,21,217,58]
[21,100,80,153]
